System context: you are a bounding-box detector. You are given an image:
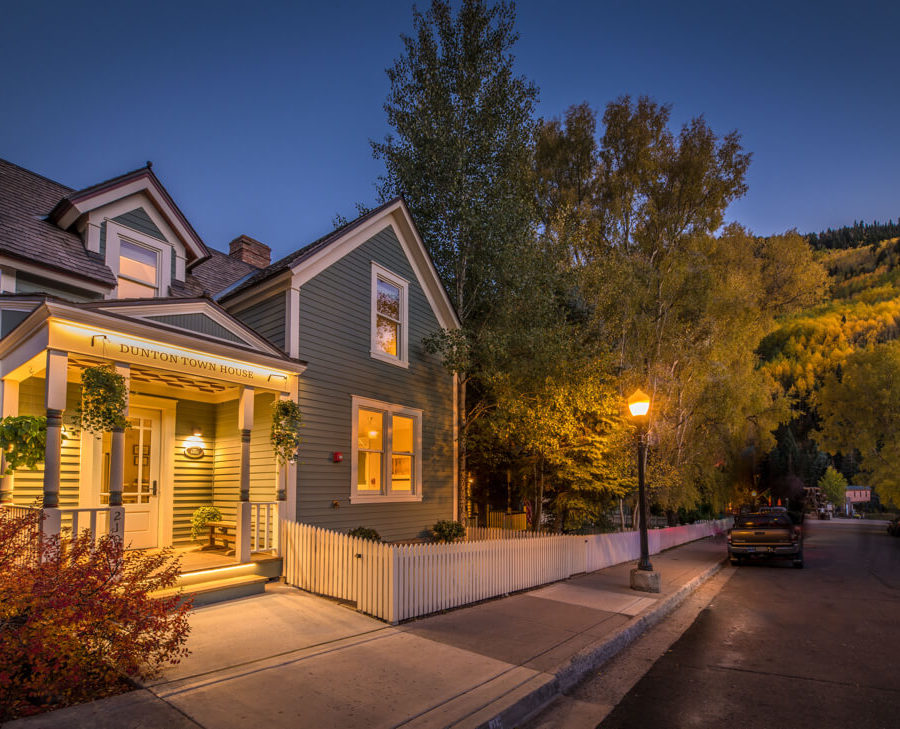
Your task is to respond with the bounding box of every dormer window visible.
[370,263,408,367]
[118,240,159,297]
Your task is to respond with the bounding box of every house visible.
[0,157,459,565]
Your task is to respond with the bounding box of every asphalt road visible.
[595,519,899,729]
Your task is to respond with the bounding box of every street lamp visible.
[627,389,660,593]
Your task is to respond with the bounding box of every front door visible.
[101,407,161,549]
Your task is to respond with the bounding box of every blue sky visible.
[2,1,898,260]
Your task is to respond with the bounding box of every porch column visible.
[235,386,254,563]
[0,379,18,504]
[42,349,67,538]
[107,363,129,541]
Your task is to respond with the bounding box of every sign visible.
[50,320,294,390]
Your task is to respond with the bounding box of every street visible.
[591,519,899,729]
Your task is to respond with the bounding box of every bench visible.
[205,520,237,554]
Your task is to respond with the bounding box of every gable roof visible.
[217,198,461,330]
[189,247,260,295]
[214,198,401,299]
[48,163,209,263]
[0,159,117,286]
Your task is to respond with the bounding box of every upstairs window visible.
[370,263,408,367]
[118,240,159,297]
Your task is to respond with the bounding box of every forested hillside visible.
[807,220,900,250]
[760,231,900,506]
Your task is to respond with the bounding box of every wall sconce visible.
[184,427,205,459]
[193,427,202,437]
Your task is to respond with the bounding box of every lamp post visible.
[627,389,660,592]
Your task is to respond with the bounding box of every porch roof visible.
[0,297,306,392]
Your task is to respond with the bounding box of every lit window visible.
[351,396,422,503]
[119,240,158,297]
[370,264,408,366]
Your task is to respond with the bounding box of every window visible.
[118,240,159,297]
[351,396,422,503]
[370,263,408,367]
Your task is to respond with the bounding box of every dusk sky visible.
[2,0,897,261]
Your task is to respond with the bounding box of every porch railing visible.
[250,501,279,553]
[61,507,110,544]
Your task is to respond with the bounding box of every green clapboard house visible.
[0,157,459,561]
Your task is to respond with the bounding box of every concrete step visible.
[177,558,281,587]
[153,574,269,607]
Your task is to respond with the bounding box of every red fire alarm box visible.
[332,452,343,463]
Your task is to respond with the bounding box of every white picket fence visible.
[281,518,732,624]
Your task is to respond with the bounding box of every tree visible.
[373,0,539,520]
[815,342,900,507]
[817,466,848,508]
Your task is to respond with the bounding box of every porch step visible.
[177,558,282,587]
[153,574,269,607]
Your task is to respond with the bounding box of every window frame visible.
[105,220,172,300]
[350,395,423,504]
[370,262,409,368]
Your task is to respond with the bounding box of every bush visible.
[0,508,192,720]
[432,520,465,543]
[347,526,381,541]
[191,505,223,541]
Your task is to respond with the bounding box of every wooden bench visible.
[204,520,237,555]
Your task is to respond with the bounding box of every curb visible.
[471,555,728,729]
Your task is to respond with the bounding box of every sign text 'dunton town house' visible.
[115,343,256,379]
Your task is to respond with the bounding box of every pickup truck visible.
[728,512,803,568]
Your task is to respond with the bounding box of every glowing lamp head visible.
[627,389,651,419]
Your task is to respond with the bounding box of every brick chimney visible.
[228,234,271,268]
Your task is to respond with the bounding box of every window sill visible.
[350,494,423,505]
[369,350,409,369]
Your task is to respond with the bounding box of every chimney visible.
[228,234,271,268]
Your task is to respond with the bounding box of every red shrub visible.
[0,507,192,720]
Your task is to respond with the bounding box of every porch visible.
[0,303,305,565]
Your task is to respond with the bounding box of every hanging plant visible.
[76,365,129,434]
[0,415,47,474]
[271,399,302,465]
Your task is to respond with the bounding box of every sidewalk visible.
[7,536,727,729]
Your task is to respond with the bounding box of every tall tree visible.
[373,0,539,520]
[816,341,900,507]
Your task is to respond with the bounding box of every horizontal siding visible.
[14,272,100,302]
[212,393,279,523]
[173,399,216,546]
[147,313,246,344]
[11,377,81,511]
[296,226,454,541]
[233,294,286,350]
[112,208,167,242]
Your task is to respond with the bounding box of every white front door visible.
[101,407,161,549]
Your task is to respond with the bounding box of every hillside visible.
[760,236,900,396]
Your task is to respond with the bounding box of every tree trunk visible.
[457,377,468,523]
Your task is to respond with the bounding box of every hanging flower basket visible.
[0,415,47,473]
[76,365,129,434]
[271,399,302,465]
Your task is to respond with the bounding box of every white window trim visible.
[370,262,409,368]
[350,395,423,504]
[105,220,173,299]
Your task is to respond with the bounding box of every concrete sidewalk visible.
[8,536,727,729]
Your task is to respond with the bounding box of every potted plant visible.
[76,365,128,434]
[0,415,47,473]
[191,506,223,541]
[271,399,302,464]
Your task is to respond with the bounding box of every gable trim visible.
[91,299,285,356]
[288,201,460,331]
[51,168,208,263]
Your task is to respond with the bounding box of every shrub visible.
[191,505,223,541]
[347,526,381,541]
[0,508,192,720]
[432,519,465,543]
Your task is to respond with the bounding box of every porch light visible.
[193,427,202,437]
